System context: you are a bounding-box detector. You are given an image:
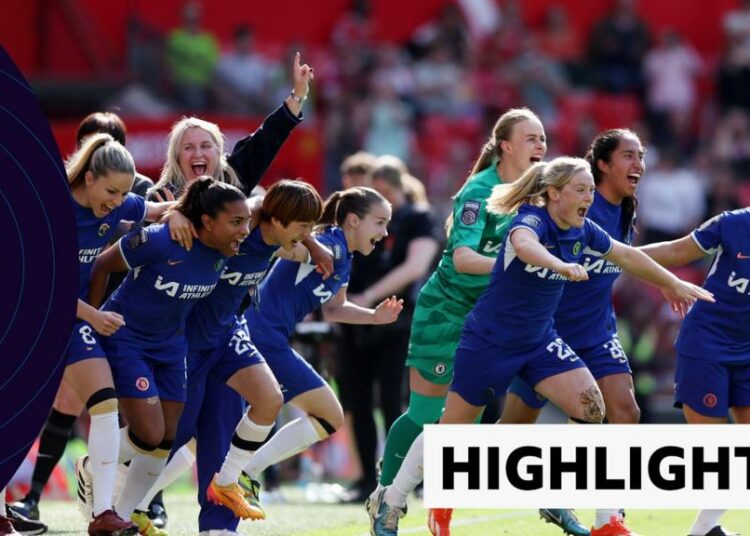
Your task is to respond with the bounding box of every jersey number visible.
[546,338,578,362]
[312,284,333,304]
[79,325,97,345]
[229,329,252,356]
[603,337,627,364]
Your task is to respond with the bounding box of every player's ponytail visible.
[446,107,542,236]
[174,175,246,229]
[65,133,135,190]
[316,187,388,230]
[487,157,591,216]
[487,162,547,216]
[586,129,640,241]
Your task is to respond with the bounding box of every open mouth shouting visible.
[627,173,640,188]
[191,160,207,177]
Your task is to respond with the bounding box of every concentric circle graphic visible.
[0,46,78,487]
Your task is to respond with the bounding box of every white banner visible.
[423,424,750,509]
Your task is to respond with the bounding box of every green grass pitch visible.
[37,490,750,535]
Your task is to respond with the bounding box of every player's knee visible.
[129,422,165,449]
[607,399,641,424]
[268,385,284,416]
[86,388,118,416]
[580,385,606,423]
[312,404,344,435]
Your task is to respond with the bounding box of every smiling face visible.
[178,127,220,184]
[202,200,251,256]
[347,201,392,255]
[597,134,645,202]
[502,118,547,173]
[271,219,316,251]
[85,170,135,218]
[549,170,595,229]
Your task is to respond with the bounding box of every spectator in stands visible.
[214,25,270,115]
[363,78,414,163]
[410,3,469,63]
[505,35,569,129]
[165,1,219,110]
[712,108,750,180]
[413,42,470,117]
[643,29,702,151]
[637,148,706,243]
[535,6,583,79]
[717,23,750,113]
[587,0,651,93]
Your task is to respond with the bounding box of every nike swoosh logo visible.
[738,253,750,260]
[102,460,116,465]
[395,453,405,459]
[167,259,184,266]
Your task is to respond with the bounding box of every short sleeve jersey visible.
[246,226,352,343]
[435,166,514,307]
[75,193,146,300]
[467,204,613,347]
[675,209,750,361]
[104,224,227,342]
[186,225,277,350]
[554,192,633,348]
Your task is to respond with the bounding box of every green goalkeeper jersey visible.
[431,165,512,309]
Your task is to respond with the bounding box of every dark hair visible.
[260,179,323,226]
[317,187,388,229]
[174,176,247,229]
[77,112,127,147]
[585,128,640,240]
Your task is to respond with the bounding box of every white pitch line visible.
[358,510,538,536]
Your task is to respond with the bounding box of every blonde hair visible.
[446,107,541,235]
[151,117,241,196]
[486,157,591,216]
[65,133,135,189]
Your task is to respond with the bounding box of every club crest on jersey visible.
[572,241,581,255]
[97,223,110,237]
[127,229,148,250]
[213,259,224,271]
[434,362,447,376]
[521,214,541,228]
[461,200,480,225]
[703,393,718,408]
[135,377,150,391]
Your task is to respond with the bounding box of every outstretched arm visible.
[323,287,404,325]
[639,235,706,267]
[605,240,714,317]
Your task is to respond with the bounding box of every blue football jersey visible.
[246,226,352,342]
[187,225,278,350]
[75,193,146,300]
[104,224,227,342]
[675,209,750,361]
[466,204,613,347]
[554,192,632,348]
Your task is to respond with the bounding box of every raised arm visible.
[227,52,313,193]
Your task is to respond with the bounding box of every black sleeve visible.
[227,102,303,194]
[409,208,438,241]
[132,172,154,198]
